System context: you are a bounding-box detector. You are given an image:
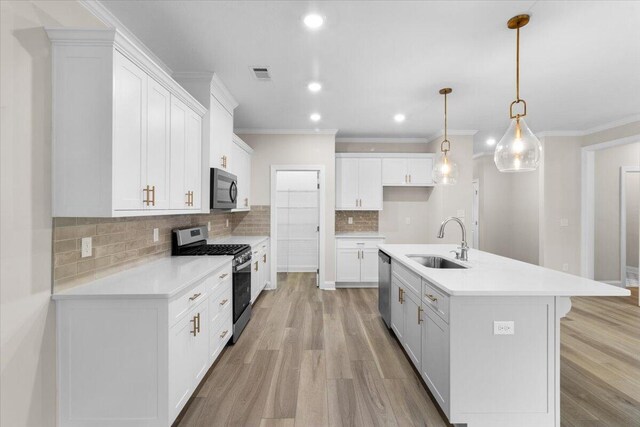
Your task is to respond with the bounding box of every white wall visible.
[0,2,104,426]
[472,154,539,264]
[238,133,336,281]
[593,142,640,280]
[626,172,639,269]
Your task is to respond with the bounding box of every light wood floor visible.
[176,274,640,427]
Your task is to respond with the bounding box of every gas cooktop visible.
[176,244,250,257]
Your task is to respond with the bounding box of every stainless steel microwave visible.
[210,168,237,210]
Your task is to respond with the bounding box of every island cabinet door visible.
[421,306,450,417]
[391,279,404,340]
[402,289,422,367]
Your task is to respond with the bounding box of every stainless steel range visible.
[172,226,252,343]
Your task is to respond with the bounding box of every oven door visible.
[232,258,252,323]
[210,168,238,210]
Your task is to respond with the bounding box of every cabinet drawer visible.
[169,281,208,326]
[422,279,449,323]
[392,261,421,296]
[210,306,233,362]
[336,238,384,249]
[209,279,232,326]
[205,264,232,295]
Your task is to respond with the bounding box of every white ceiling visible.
[100,1,640,152]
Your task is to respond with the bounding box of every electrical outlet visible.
[405,217,411,225]
[560,218,569,227]
[153,228,159,242]
[81,237,92,258]
[207,221,211,232]
[562,263,569,272]
[225,219,229,228]
[348,217,353,225]
[493,321,515,335]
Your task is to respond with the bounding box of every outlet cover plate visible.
[493,321,515,335]
[153,228,159,242]
[81,237,92,258]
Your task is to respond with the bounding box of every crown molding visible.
[234,129,339,136]
[232,134,254,154]
[173,72,239,113]
[78,0,172,75]
[335,137,428,144]
[536,114,640,138]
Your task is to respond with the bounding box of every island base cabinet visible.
[421,306,450,417]
[390,279,404,340]
[401,288,422,368]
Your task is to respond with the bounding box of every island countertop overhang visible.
[378,244,631,298]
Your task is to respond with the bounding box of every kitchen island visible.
[378,244,629,427]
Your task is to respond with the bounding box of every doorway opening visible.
[472,179,479,249]
[270,165,326,290]
[620,167,639,287]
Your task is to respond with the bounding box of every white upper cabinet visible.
[47,28,207,217]
[382,155,434,186]
[210,98,234,171]
[231,135,253,211]
[336,157,382,210]
[170,96,202,210]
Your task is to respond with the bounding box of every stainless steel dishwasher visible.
[378,250,391,328]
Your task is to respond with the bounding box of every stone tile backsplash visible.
[52,206,271,291]
[335,210,379,233]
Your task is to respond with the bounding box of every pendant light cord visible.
[441,91,450,154]
[516,27,520,101]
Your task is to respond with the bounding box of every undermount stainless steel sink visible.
[408,255,468,269]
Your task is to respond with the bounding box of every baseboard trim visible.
[323,281,336,290]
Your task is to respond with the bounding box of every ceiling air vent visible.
[250,66,271,81]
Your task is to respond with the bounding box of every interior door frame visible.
[270,165,326,290]
[580,134,639,281]
[471,179,479,249]
[620,166,640,286]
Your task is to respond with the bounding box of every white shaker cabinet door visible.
[357,158,383,210]
[336,158,359,210]
[402,290,422,368]
[360,248,380,282]
[336,248,361,282]
[421,307,450,415]
[407,158,433,185]
[185,109,202,210]
[391,279,404,340]
[146,77,171,209]
[169,309,196,420]
[169,96,187,209]
[231,142,250,210]
[210,97,233,170]
[382,158,407,186]
[113,51,146,210]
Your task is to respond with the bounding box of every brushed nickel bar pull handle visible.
[190,316,197,336]
[220,330,228,339]
[143,185,150,206]
[400,288,404,304]
[219,273,228,279]
[219,298,228,306]
[196,313,201,334]
[425,294,438,302]
[263,254,267,263]
[405,175,408,183]
[245,197,248,207]
[255,261,259,272]
[189,292,201,301]
[418,306,423,324]
[150,185,155,206]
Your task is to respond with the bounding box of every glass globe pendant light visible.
[433,88,459,185]
[494,14,542,172]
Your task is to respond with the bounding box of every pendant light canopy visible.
[494,14,542,173]
[433,88,459,185]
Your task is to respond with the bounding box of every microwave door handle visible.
[229,181,238,203]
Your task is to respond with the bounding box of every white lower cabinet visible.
[251,238,270,304]
[390,260,451,421]
[421,304,450,415]
[335,237,385,285]
[55,261,233,427]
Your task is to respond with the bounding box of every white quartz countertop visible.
[52,256,233,300]
[336,232,385,239]
[208,235,269,247]
[379,244,631,297]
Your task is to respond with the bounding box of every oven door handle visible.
[235,259,252,271]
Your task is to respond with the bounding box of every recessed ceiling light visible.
[310,113,321,122]
[304,14,324,29]
[308,82,322,92]
[486,138,496,146]
[394,114,406,123]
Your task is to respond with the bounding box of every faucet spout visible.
[437,217,468,261]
